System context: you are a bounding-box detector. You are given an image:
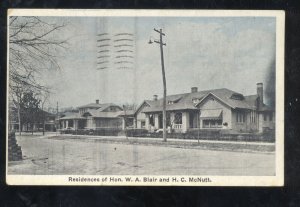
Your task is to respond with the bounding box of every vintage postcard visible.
[6,9,284,186]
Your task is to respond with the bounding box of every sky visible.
[37,16,276,109]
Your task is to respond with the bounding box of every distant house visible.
[59,100,123,130]
[139,83,275,133]
[9,107,56,132]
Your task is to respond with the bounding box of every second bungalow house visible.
[135,83,275,133]
[59,100,124,130]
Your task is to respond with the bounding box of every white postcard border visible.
[6,9,285,186]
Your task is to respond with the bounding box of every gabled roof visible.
[142,88,260,113]
[135,100,158,114]
[196,91,257,110]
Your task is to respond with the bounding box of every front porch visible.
[145,110,199,133]
[59,118,87,130]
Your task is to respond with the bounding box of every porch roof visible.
[59,114,86,120]
[84,110,123,118]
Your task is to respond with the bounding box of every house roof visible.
[83,109,123,118]
[59,112,85,120]
[77,103,121,111]
[118,110,136,117]
[134,100,158,114]
[59,102,124,120]
[142,88,259,113]
[95,111,123,118]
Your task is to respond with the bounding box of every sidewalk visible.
[44,134,275,153]
[52,134,275,146]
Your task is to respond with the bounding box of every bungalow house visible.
[140,83,275,133]
[118,99,158,130]
[9,107,56,132]
[59,100,123,130]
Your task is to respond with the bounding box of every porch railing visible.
[173,124,182,129]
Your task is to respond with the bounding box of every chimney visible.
[257,83,263,107]
[96,99,99,104]
[153,95,158,101]
[191,87,198,93]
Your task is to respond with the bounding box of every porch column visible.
[182,112,190,133]
[154,114,159,129]
[145,114,150,130]
[66,120,69,128]
[199,118,203,129]
[170,112,175,128]
[134,118,137,128]
[122,118,126,130]
[74,119,78,130]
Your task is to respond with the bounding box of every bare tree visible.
[8,16,68,133]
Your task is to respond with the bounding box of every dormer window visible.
[192,98,200,104]
[230,93,244,100]
[168,101,174,105]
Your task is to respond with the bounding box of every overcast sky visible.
[38,16,276,109]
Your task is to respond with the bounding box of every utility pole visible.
[56,101,59,136]
[123,105,128,140]
[149,28,167,142]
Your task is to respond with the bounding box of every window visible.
[236,112,245,123]
[264,114,267,121]
[141,121,145,128]
[250,111,256,123]
[192,98,200,104]
[230,93,244,100]
[203,120,222,128]
[174,112,182,124]
[168,101,174,105]
[203,120,210,128]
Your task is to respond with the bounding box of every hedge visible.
[60,128,275,142]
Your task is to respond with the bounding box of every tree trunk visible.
[17,105,21,135]
[43,115,45,136]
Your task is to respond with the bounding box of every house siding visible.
[231,110,247,132]
[258,112,275,132]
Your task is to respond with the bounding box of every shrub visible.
[125,128,148,137]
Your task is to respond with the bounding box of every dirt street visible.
[7,135,275,176]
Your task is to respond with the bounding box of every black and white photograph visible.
[6,10,284,186]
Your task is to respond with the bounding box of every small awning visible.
[200,109,222,119]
